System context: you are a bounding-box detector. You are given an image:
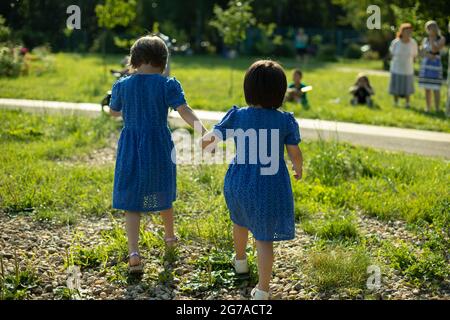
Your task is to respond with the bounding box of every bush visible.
[0,15,11,43]
[344,43,362,59]
[317,44,337,62]
[0,46,23,77]
[362,50,380,60]
[273,39,296,57]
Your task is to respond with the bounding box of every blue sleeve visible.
[165,77,187,110]
[213,106,238,140]
[284,112,301,145]
[110,80,123,112]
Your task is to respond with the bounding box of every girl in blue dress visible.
[108,36,206,273]
[202,60,303,300]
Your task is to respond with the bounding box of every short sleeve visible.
[213,106,238,140]
[110,80,122,112]
[284,112,301,145]
[165,77,187,110]
[389,40,397,55]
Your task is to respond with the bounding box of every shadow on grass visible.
[406,106,448,120]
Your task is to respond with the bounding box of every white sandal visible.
[251,287,270,300]
[128,252,144,274]
[233,256,249,274]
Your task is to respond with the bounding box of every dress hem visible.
[231,218,295,242]
[112,203,174,213]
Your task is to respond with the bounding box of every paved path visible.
[1,98,449,159]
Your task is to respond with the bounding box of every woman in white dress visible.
[389,23,418,108]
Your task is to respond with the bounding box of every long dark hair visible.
[355,73,372,89]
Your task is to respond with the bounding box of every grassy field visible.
[0,110,449,300]
[0,53,449,132]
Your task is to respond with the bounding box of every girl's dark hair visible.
[129,35,168,70]
[244,60,287,109]
[293,69,303,77]
[355,73,372,88]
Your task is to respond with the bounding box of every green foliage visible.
[0,15,11,43]
[0,47,23,78]
[0,256,40,300]
[381,241,450,287]
[317,45,338,62]
[344,43,362,59]
[209,0,256,47]
[95,0,137,29]
[306,245,370,293]
[307,142,377,186]
[303,212,359,242]
[390,2,426,35]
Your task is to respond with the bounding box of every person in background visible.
[445,21,450,117]
[388,23,418,109]
[295,28,309,63]
[418,20,446,113]
[285,69,309,107]
[349,73,374,107]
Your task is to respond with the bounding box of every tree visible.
[210,0,256,49]
[210,0,256,96]
[95,0,137,79]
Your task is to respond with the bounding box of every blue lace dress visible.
[110,74,186,212]
[214,106,301,241]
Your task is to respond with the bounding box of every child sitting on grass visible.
[202,60,303,300]
[108,35,206,274]
[349,73,374,107]
[285,69,310,107]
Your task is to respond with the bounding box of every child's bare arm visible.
[105,106,122,117]
[177,104,207,135]
[286,144,303,180]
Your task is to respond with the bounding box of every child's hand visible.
[292,165,302,181]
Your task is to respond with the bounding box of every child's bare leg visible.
[425,89,432,112]
[394,95,399,106]
[255,240,273,292]
[233,224,248,260]
[433,89,440,112]
[405,95,410,108]
[125,211,141,266]
[160,207,175,245]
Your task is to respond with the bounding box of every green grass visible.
[0,254,40,300]
[0,53,449,132]
[305,245,371,294]
[0,110,449,297]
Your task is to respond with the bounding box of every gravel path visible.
[1,212,448,300]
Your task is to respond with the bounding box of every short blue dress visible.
[214,106,301,241]
[110,74,186,212]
